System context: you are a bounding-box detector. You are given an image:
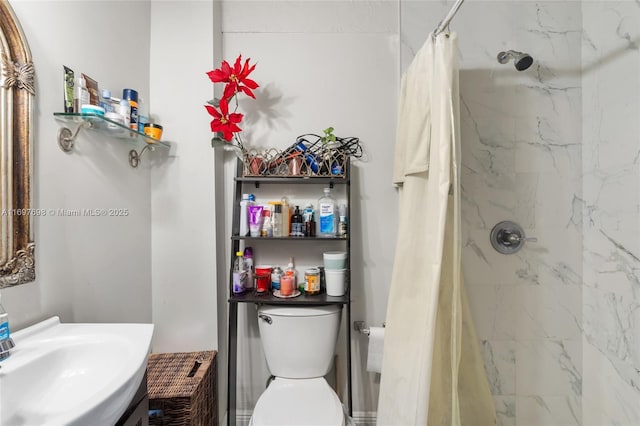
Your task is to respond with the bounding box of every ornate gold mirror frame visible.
[0,0,35,288]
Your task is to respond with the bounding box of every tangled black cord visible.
[295,133,364,159]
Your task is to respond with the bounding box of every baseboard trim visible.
[232,410,377,425]
[352,411,377,425]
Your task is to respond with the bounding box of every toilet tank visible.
[257,304,342,378]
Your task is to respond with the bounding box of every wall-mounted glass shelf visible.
[53,113,171,167]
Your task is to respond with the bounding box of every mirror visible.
[0,0,35,288]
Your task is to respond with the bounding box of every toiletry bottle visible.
[284,257,297,286]
[100,89,115,113]
[232,251,247,294]
[74,76,89,113]
[291,206,304,237]
[122,89,139,131]
[318,187,337,237]
[118,98,131,127]
[63,66,75,113]
[303,203,315,237]
[137,97,148,133]
[338,204,348,237]
[281,197,290,237]
[239,193,251,237]
[272,203,282,237]
[306,212,316,237]
[271,265,282,290]
[261,209,272,237]
[243,247,254,291]
[0,293,10,343]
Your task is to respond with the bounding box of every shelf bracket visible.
[128,144,155,168]
[57,121,91,152]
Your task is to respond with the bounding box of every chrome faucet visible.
[0,336,14,361]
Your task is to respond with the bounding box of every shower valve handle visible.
[490,221,536,254]
[504,232,537,244]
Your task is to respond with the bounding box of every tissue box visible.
[147,351,217,426]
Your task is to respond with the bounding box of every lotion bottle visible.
[272,203,282,237]
[239,193,251,237]
[281,197,290,237]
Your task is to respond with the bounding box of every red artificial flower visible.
[207,54,259,100]
[205,97,243,141]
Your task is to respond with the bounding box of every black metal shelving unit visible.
[226,159,352,425]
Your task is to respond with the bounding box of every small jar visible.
[143,123,163,141]
[304,267,321,295]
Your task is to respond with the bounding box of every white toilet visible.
[250,304,345,426]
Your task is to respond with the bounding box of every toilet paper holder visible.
[354,321,385,336]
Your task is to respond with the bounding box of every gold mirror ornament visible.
[0,0,35,288]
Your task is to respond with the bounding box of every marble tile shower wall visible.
[582,2,640,425]
[401,2,582,425]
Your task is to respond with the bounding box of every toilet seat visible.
[250,377,345,426]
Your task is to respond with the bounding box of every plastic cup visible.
[325,268,346,296]
[255,265,272,275]
[323,251,347,270]
[255,273,270,294]
[255,265,272,294]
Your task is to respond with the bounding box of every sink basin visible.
[0,316,154,426]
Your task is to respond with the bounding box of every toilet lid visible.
[251,377,344,426]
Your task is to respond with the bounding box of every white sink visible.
[0,316,154,426]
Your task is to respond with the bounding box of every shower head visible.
[497,50,533,71]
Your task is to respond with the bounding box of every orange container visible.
[144,123,163,141]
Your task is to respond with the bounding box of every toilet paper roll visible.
[366,327,385,374]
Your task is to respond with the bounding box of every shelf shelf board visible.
[54,112,171,148]
[232,235,347,241]
[229,291,349,305]
[236,176,349,185]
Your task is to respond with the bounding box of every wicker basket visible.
[147,351,218,426]
[242,147,348,178]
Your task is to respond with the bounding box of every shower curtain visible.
[377,32,496,425]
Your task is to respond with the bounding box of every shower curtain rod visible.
[434,0,465,35]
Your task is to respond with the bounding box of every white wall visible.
[3,0,153,328]
[219,1,399,418]
[3,0,223,417]
[582,2,640,424]
[148,1,223,420]
[149,0,218,354]
[1,0,221,350]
